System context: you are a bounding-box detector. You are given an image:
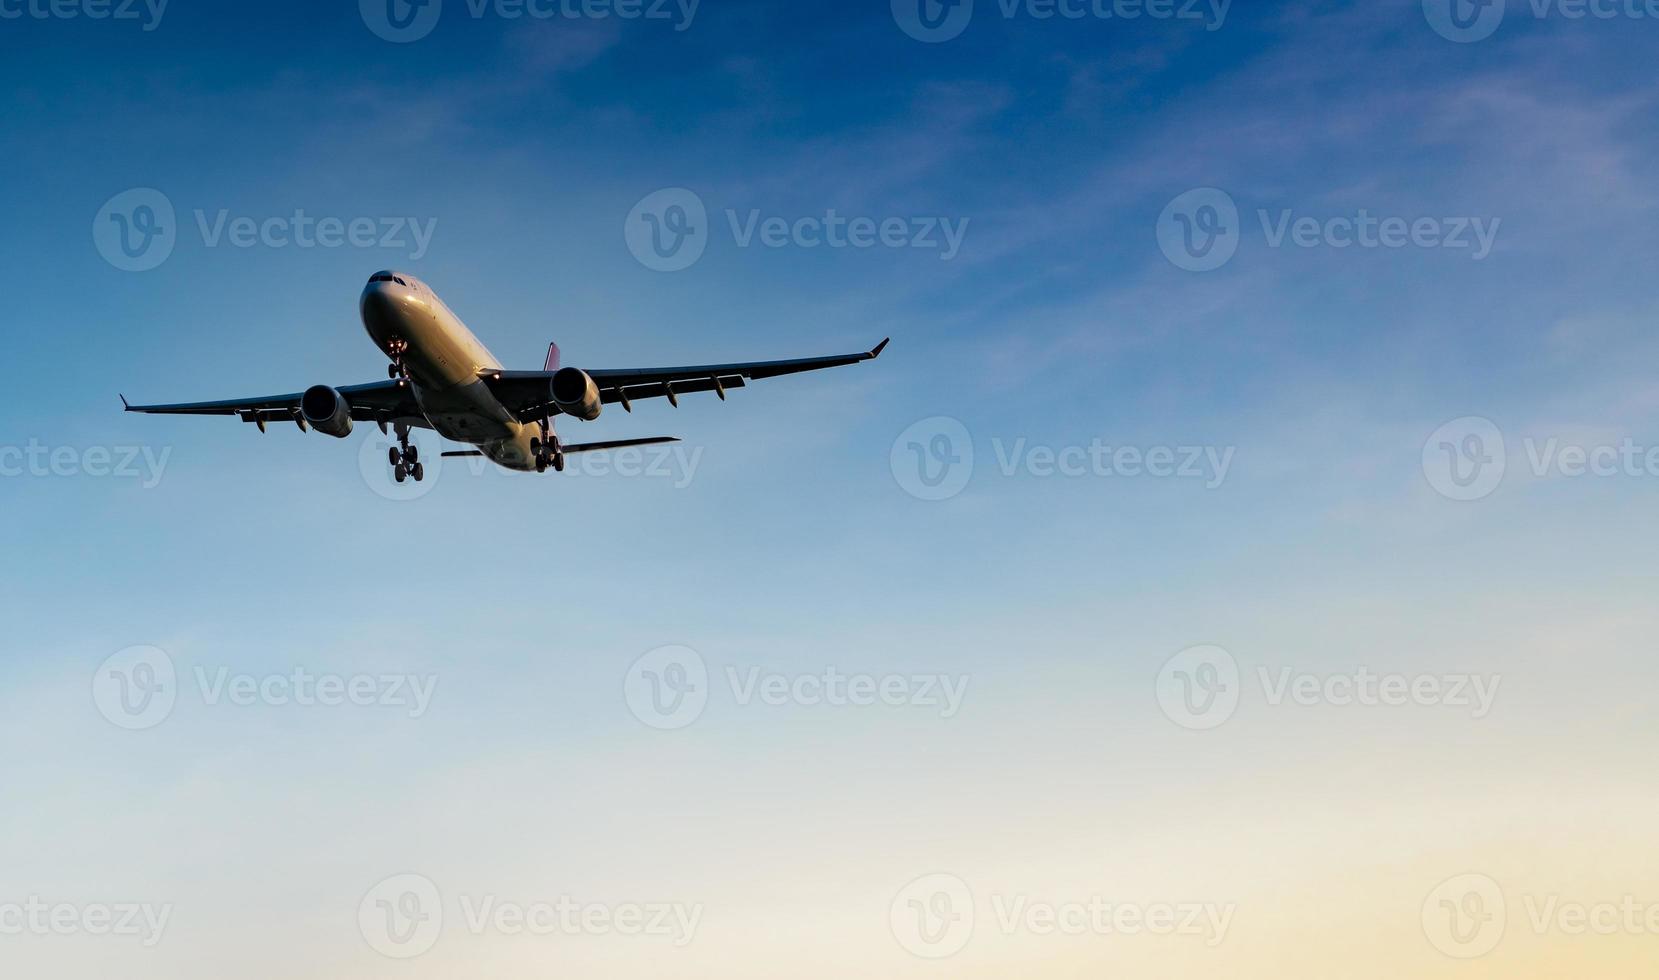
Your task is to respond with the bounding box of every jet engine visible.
[551,367,602,421]
[300,385,354,438]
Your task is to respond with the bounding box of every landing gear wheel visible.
[388,363,400,379]
[553,452,566,473]
[535,455,547,473]
[388,423,419,484]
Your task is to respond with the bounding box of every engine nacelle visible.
[551,367,602,421]
[300,385,354,438]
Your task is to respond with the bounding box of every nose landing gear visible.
[386,338,411,386]
[389,423,424,483]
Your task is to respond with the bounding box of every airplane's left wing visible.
[487,338,889,420]
[122,380,427,430]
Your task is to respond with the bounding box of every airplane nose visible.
[360,280,396,318]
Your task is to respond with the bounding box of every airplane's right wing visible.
[486,339,889,420]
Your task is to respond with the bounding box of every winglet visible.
[120,394,132,411]
[870,338,890,359]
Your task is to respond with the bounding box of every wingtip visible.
[870,338,890,358]
[119,394,131,411]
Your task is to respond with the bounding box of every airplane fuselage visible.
[359,271,548,471]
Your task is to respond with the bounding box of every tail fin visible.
[543,343,561,372]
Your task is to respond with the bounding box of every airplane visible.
[124,271,889,483]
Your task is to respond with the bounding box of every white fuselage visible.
[359,272,548,471]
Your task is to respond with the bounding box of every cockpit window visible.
[369,274,407,286]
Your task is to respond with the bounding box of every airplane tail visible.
[544,343,560,372]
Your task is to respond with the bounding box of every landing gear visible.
[531,425,565,474]
[389,423,424,483]
[386,338,411,386]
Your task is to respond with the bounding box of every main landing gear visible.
[389,423,424,483]
[530,424,565,474]
[386,338,411,386]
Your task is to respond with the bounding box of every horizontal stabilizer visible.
[564,437,679,454]
[441,437,678,460]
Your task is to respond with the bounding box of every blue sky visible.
[3,0,1659,976]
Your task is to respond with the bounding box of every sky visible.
[2,0,1658,976]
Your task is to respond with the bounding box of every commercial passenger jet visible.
[124,272,888,482]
